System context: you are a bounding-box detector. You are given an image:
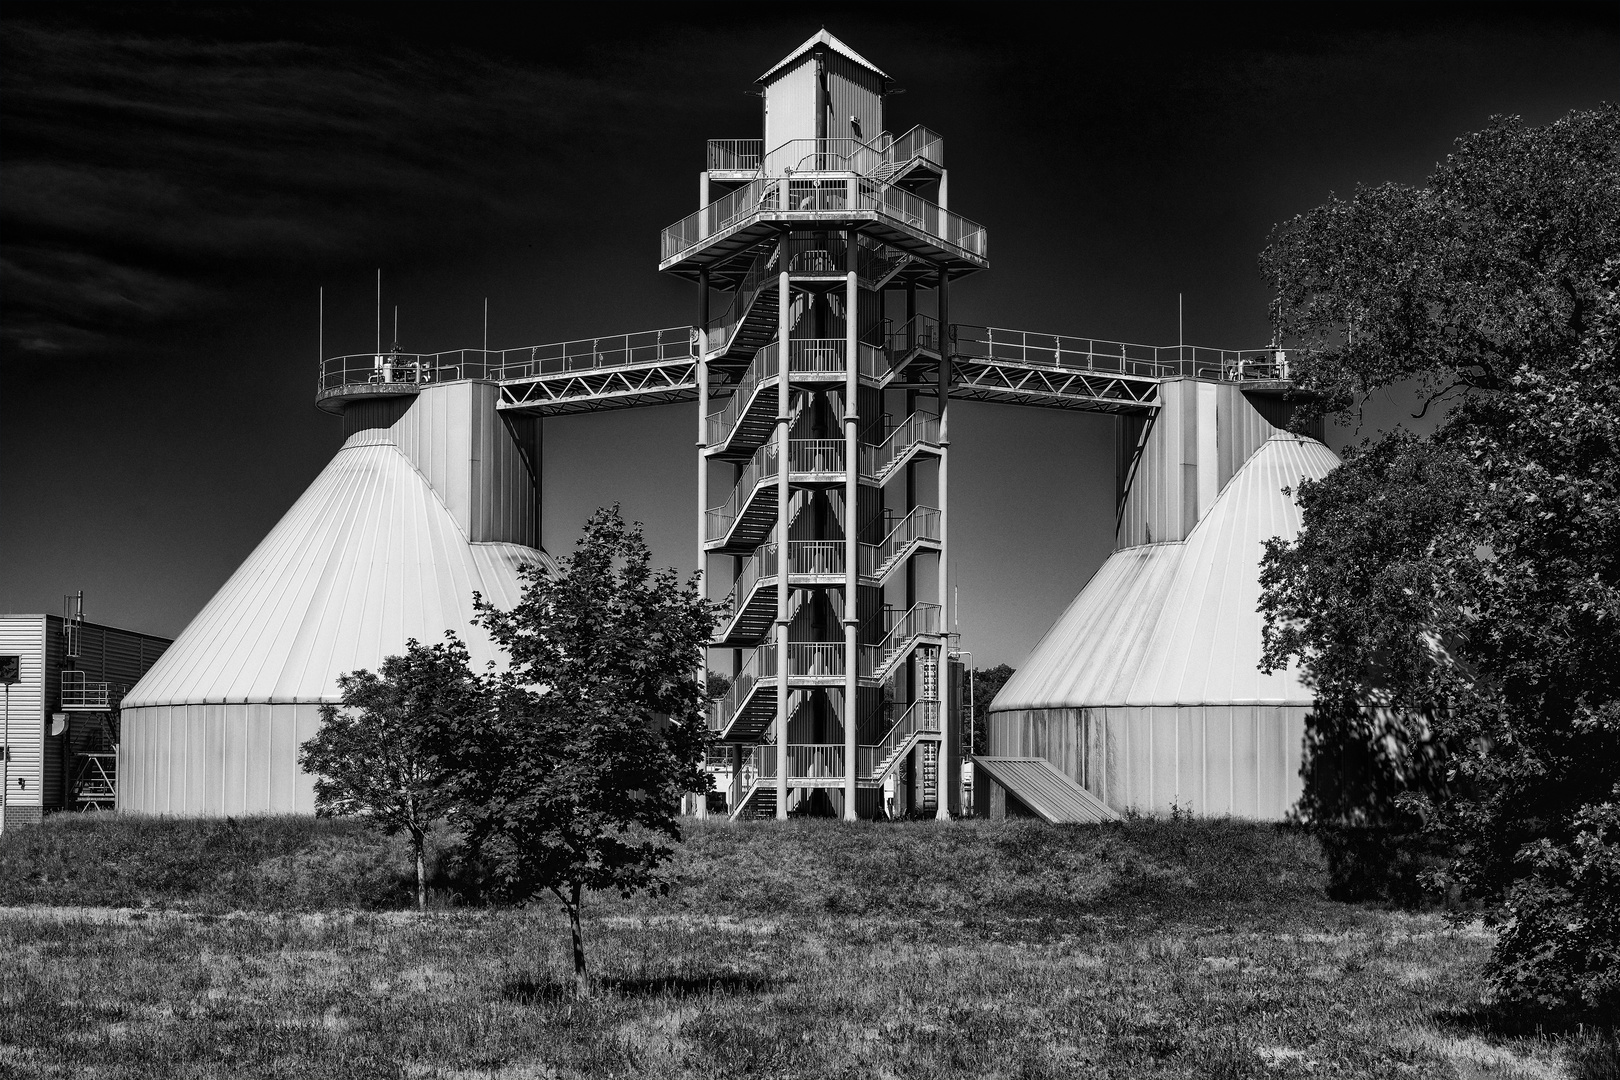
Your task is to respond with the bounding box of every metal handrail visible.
[663,175,987,265]
[60,670,111,709]
[706,338,857,447]
[319,327,695,394]
[706,440,778,541]
[787,643,843,677]
[788,743,846,779]
[888,314,941,357]
[711,643,776,731]
[708,139,763,172]
[788,439,845,473]
[861,603,942,678]
[861,412,940,483]
[857,699,940,777]
[714,541,845,624]
[953,326,1294,382]
[708,242,781,353]
[859,507,941,579]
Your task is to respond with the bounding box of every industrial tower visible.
[124,30,1310,821]
[660,32,988,821]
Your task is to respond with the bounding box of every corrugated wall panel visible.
[764,61,817,169]
[987,705,1307,821]
[120,702,324,815]
[825,55,883,142]
[0,617,46,811]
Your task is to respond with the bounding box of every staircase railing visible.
[857,234,912,288]
[711,643,776,731]
[857,699,941,778]
[887,314,941,358]
[859,507,941,580]
[788,439,845,474]
[705,439,778,542]
[715,542,844,628]
[861,603,942,681]
[707,241,781,354]
[861,412,940,484]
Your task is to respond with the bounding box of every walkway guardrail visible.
[662,174,987,265]
[952,326,1292,382]
[318,327,695,394]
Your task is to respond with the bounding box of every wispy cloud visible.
[0,16,623,359]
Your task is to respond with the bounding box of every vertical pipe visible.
[775,260,791,820]
[843,231,860,820]
[696,268,710,821]
[935,267,952,821]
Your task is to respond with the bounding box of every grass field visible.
[0,815,1612,1079]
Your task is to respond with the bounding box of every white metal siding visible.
[825,54,883,143]
[764,60,817,167]
[119,702,321,815]
[0,617,46,809]
[990,705,1306,820]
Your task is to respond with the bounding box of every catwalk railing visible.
[317,327,695,393]
[662,175,986,264]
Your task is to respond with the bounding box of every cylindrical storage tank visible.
[118,381,551,815]
[989,433,1339,820]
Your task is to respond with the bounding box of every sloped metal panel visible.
[995,435,1337,713]
[758,30,889,84]
[973,755,1120,823]
[990,543,1183,712]
[122,385,551,711]
[1125,436,1338,706]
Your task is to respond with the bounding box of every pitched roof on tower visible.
[757,29,889,83]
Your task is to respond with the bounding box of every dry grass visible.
[0,816,1610,1079]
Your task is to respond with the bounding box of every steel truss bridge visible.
[316,323,1294,419]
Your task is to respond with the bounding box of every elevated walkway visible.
[972,756,1120,824]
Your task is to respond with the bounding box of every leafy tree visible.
[1258,105,1620,1013]
[298,634,481,911]
[447,506,715,997]
[968,664,1015,756]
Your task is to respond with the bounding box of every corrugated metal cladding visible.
[824,54,883,143]
[764,61,817,169]
[990,707,1305,819]
[37,617,170,809]
[989,435,1338,821]
[119,380,553,815]
[1117,380,1282,549]
[0,616,47,816]
[996,435,1338,712]
[121,704,322,815]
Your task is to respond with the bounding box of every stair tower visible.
[661,31,988,820]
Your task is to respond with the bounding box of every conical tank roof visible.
[992,435,1339,711]
[124,405,551,709]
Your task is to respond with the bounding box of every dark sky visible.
[4,3,1616,665]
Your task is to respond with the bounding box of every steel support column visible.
[775,263,791,820]
[842,233,860,820]
[695,267,710,820]
[935,267,952,821]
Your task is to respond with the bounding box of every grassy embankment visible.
[0,814,1612,1080]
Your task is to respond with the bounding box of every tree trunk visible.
[412,829,427,912]
[568,880,588,998]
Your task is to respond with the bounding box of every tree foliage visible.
[298,634,480,911]
[446,506,715,996]
[1258,105,1620,1013]
[968,665,1015,756]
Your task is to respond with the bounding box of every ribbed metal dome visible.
[993,435,1339,712]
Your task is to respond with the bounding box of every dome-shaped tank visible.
[118,381,551,815]
[988,385,1338,820]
